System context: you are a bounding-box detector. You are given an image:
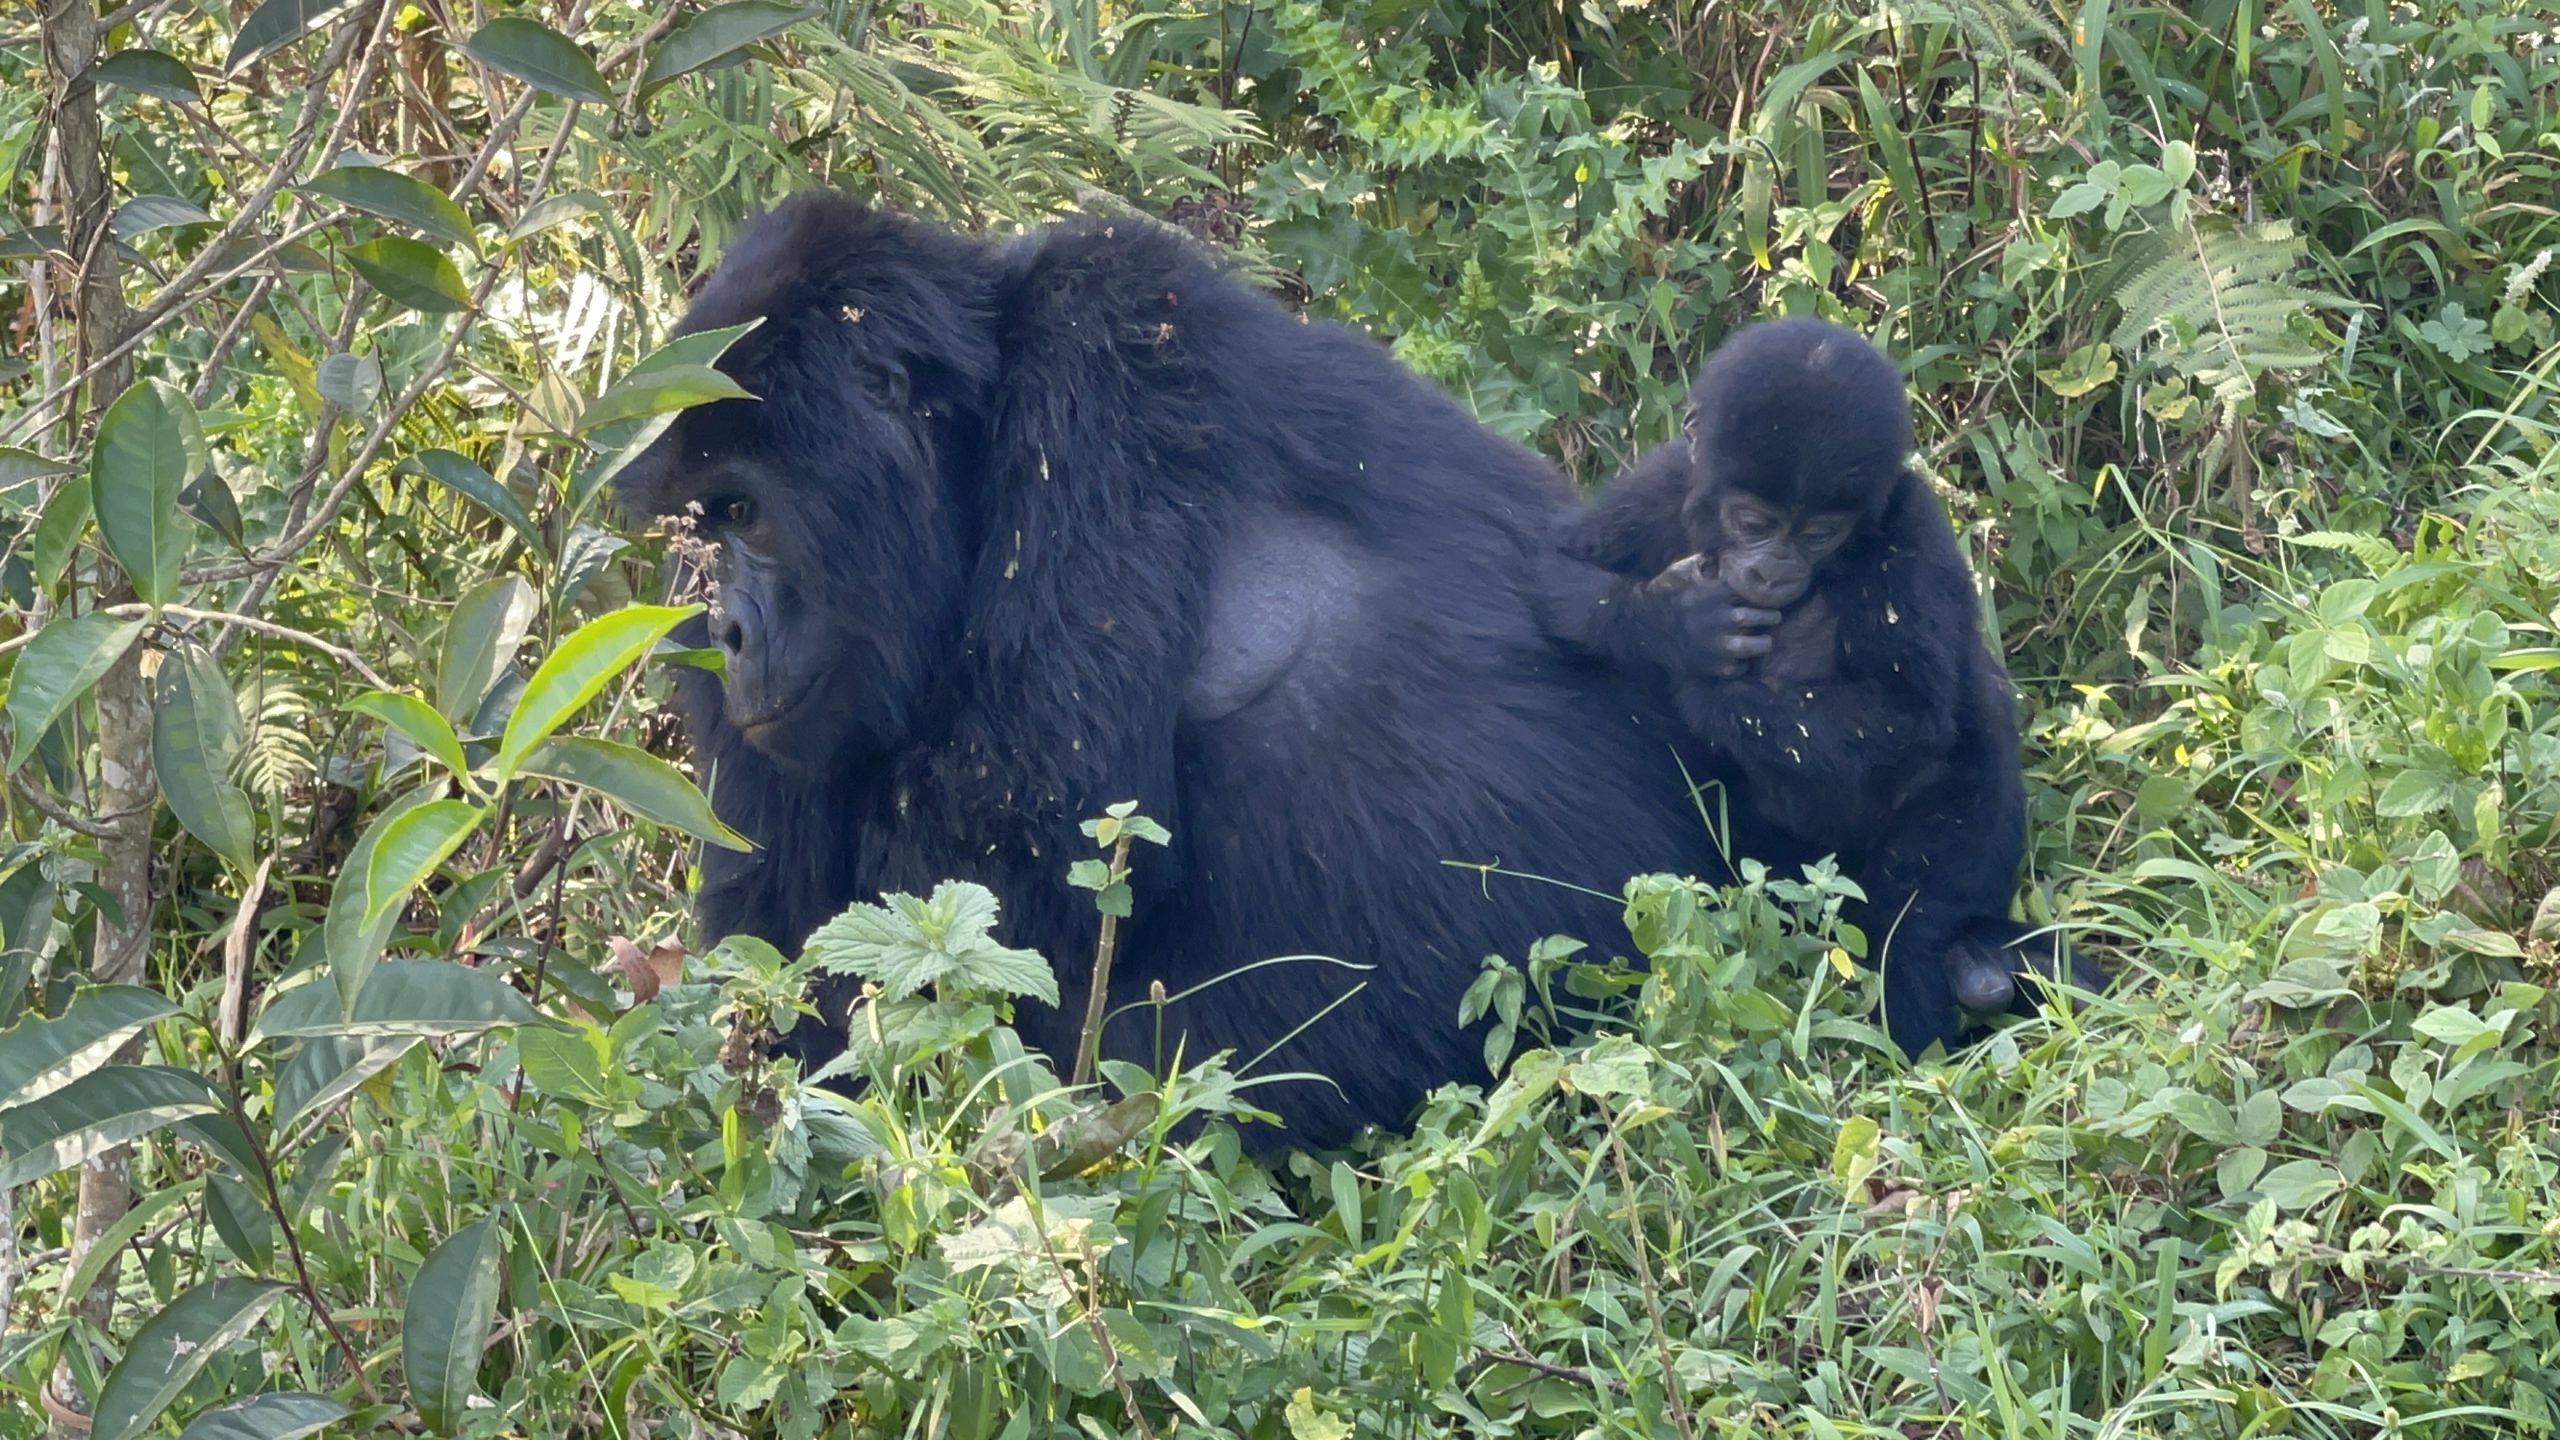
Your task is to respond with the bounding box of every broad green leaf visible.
[491,604,700,780]
[397,450,542,556]
[113,195,215,239]
[640,2,817,93]
[0,1065,219,1188]
[436,574,540,726]
[0,445,73,495]
[272,1035,417,1129]
[301,164,474,247]
[347,236,470,314]
[257,962,534,1042]
[27,474,93,587]
[175,1393,349,1440]
[802,882,1058,1005]
[517,1022,611,1104]
[461,18,615,104]
[406,1218,506,1432]
[179,468,247,551]
[350,691,474,780]
[361,799,484,931]
[90,1278,290,1440]
[324,787,439,1011]
[153,648,256,871]
[315,350,383,413]
[575,363,755,433]
[56,1184,193,1311]
[519,736,750,850]
[95,49,202,104]
[627,321,761,380]
[0,985,179,1109]
[92,378,199,603]
[223,0,359,74]
[2,613,148,775]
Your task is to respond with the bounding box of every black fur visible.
[615,195,1717,1151]
[1538,317,2097,1057]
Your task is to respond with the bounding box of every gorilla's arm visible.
[1534,443,1781,677]
[1551,441,1698,576]
[1664,473,1979,811]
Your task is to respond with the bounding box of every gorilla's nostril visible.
[709,610,747,655]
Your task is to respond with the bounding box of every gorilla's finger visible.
[1729,606,1783,630]
[1716,633,1774,660]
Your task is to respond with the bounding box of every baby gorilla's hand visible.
[1643,553,1782,679]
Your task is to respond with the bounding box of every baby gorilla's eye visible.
[719,498,756,528]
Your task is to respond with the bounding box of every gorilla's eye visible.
[718,498,756,529]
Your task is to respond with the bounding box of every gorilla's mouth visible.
[729,679,818,740]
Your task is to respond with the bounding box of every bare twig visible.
[1603,1106,1695,1440]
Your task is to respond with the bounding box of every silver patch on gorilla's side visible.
[1183,509,1368,723]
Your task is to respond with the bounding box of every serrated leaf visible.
[361,799,484,930]
[301,164,474,247]
[461,17,615,104]
[256,962,534,1042]
[802,881,1057,1004]
[406,1219,506,1433]
[90,1278,291,1440]
[575,363,756,433]
[350,691,473,780]
[3,613,148,775]
[0,985,179,1110]
[92,378,200,603]
[113,194,214,239]
[0,1065,220,1188]
[639,2,817,93]
[315,350,383,413]
[153,648,256,871]
[491,604,699,780]
[223,0,357,72]
[95,49,203,104]
[347,236,470,314]
[175,1393,349,1440]
[397,449,542,556]
[519,736,749,850]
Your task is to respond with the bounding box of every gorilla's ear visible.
[863,358,912,412]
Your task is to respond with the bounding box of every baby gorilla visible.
[1538,317,2097,1056]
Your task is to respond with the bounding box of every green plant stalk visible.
[1070,832,1135,1091]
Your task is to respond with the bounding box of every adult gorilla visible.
[614,194,1713,1150]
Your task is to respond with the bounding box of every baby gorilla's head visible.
[1677,317,1913,609]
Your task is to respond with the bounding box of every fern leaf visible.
[1879,0,2069,94]
[2110,217,2344,408]
[2282,529,2401,575]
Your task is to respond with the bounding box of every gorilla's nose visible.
[709,607,749,657]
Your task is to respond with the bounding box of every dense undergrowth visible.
[1,0,2557,1435]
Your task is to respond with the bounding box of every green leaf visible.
[175,1393,349,1440]
[0,985,179,1110]
[639,2,818,93]
[91,1279,291,1440]
[2411,1004,2497,1047]
[361,799,485,931]
[575,363,756,433]
[347,236,471,314]
[315,350,383,413]
[323,788,438,1012]
[27,474,94,588]
[397,449,542,556]
[257,962,534,1042]
[490,604,699,781]
[0,1065,220,1188]
[461,17,615,104]
[113,195,215,239]
[222,0,359,75]
[2255,1159,2344,1211]
[95,49,203,104]
[350,691,474,780]
[271,1035,416,1129]
[91,378,200,603]
[802,882,1059,1005]
[0,445,74,498]
[406,1218,506,1433]
[2,613,148,775]
[301,164,474,247]
[179,468,247,552]
[152,648,256,871]
[517,1022,611,1104]
[628,321,761,380]
[436,574,541,726]
[519,736,749,851]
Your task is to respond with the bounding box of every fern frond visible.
[2282,529,2402,575]
[2110,217,2345,409]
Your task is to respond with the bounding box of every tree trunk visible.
[40,1,153,1433]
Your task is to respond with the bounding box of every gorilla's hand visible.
[1643,553,1783,679]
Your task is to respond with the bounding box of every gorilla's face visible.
[623,359,976,771]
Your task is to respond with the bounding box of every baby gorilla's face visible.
[1702,491,1858,609]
